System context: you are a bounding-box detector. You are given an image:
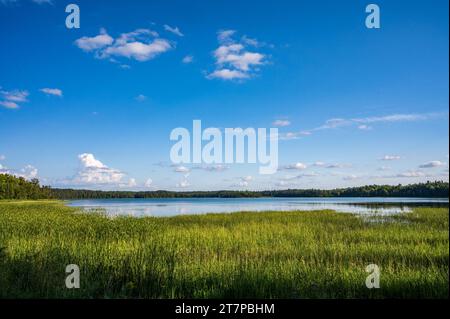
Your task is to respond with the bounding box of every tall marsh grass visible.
[0,201,448,298]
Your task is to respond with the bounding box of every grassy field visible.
[0,200,448,298]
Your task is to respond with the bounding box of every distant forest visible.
[1,173,448,200]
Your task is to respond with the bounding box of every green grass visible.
[0,200,448,298]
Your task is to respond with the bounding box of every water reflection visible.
[68,197,449,217]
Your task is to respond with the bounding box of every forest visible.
[1,173,448,200]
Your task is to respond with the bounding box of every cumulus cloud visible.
[176,173,191,188]
[75,28,173,63]
[176,180,190,188]
[103,38,172,61]
[237,175,253,187]
[419,161,446,168]
[144,178,153,188]
[0,163,38,180]
[75,28,114,52]
[40,88,63,97]
[207,69,249,80]
[164,24,184,37]
[207,30,268,81]
[69,153,134,186]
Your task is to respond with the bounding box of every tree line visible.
[0,173,448,200]
[0,174,52,200]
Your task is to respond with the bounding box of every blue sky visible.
[0,0,448,190]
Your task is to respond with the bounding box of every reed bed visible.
[0,201,448,298]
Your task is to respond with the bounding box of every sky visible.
[0,0,449,191]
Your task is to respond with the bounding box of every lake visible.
[67,197,449,217]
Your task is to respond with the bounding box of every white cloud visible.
[283,162,307,170]
[272,119,291,127]
[396,171,426,178]
[207,30,268,81]
[145,178,153,188]
[0,88,29,109]
[419,161,446,168]
[281,172,319,180]
[67,153,135,187]
[177,180,190,188]
[326,163,350,169]
[0,101,19,109]
[277,112,446,142]
[75,28,172,62]
[173,165,190,173]
[194,164,229,172]
[357,124,372,130]
[342,174,360,181]
[40,88,63,97]
[1,89,28,102]
[313,161,326,167]
[0,155,5,161]
[115,29,159,45]
[278,131,311,140]
[217,29,236,43]
[164,24,184,37]
[214,44,264,71]
[103,38,172,62]
[126,178,137,188]
[75,28,114,52]
[241,35,260,47]
[237,175,253,187]
[182,55,194,63]
[135,94,147,102]
[79,153,105,169]
[207,69,249,80]
[355,114,433,123]
[380,155,401,161]
[21,165,38,179]
[176,173,190,188]
[0,163,38,180]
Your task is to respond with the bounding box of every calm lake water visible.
[67,197,449,217]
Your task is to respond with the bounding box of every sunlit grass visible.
[0,201,448,298]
